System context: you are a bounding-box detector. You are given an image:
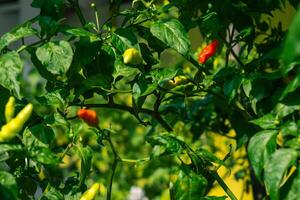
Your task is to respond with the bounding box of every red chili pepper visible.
[77,109,99,127]
[198,39,218,64]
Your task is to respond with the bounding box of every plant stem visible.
[121,157,150,163]
[59,143,73,160]
[186,55,209,74]
[105,131,119,200]
[211,171,238,200]
[72,103,173,132]
[218,33,245,68]
[17,39,47,53]
[107,158,118,200]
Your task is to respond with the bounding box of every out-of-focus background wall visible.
[0,0,129,35]
[0,0,296,49]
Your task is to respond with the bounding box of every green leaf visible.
[264,149,297,200]
[248,130,277,181]
[273,103,300,119]
[200,12,220,37]
[30,146,60,165]
[38,16,59,37]
[36,40,73,76]
[147,134,186,158]
[136,25,167,55]
[281,8,300,72]
[111,28,140,53]
[29,124,55,144]
[250,114,279,129]
[113,59,139,80]
[280,121,299,137]
[195,148,224,166]
[83,73,113,90]
[31,0,64,19]
[170,166,207,200]
[280,73,300,100]
[41,186,64,200]
[73,38,102,66]
[132,80,157,99]
[151,68,178,83]
[242,79,252,98]
[150,19,190,55]
[280,167,300,200]
[75,146,93,187]
[61,27,97,38]
[0,144,23,155]
[0,51,23,97]
[139,42,158,65]
[132,76,157,114]
[223,75,243,102]
[36,90,65,112]
[0,20,37,51]
[0,171,18,200]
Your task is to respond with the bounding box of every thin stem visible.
[219,33,245,68]
[17,39,47,53]
[121,157,150,163]
[211,171,238,200]
[71,103,173,132]
[105,130,119,200]
[186,55,209,74]
[107,138,119,159]
[95,11,100,31]
[59,143,73,160]
[91,3,100,32]
[107,158,118,200]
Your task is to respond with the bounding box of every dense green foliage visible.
[1,0,300,199]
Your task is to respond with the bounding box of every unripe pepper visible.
[161,79,176,90]
[80,183,100,200]
[123,48,143,65]
[5,96,15,123]
[161,76,189,90]
[77,109,99,127]
[198,39,218,64]
[0,103,33,142]
[174,75,189,85]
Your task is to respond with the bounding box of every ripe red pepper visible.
[77,109,99,127]
[198,39,218,64]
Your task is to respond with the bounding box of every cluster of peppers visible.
[77,40,219,199]
[0,97,33,142]
[122,39,218,66]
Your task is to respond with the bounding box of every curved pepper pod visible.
[0,103,33,142]
[198,39,219,64]
[80,183,100,200]
[5,96,15,123]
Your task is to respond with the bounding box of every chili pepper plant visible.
[0,0,300,199]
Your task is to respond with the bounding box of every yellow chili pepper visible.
[0,103,33,142]
[5,97,15,123]
[161,79,176,90]
[161,76,189,90]
[173,75,189,85]
[123,48,143,65]
[80,183,100,200]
